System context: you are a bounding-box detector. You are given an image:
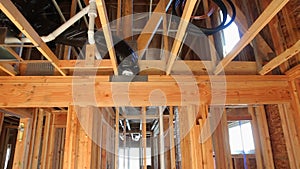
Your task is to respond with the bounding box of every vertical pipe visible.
[159,106,165,169]
[174,107,182,169]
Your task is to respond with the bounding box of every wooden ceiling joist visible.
[0,75,291,107]
[214,0,290,75]
[0,0,67,76]
[0,63,16,76]
[5,47,24,62]
[95,0,119,75]
[166,0,197,75]
[137,0,172,58]
[259,40,300,75]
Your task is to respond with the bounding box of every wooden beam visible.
[114,108,119,169]
[0,63,16,76]
[248,106,263,169]
[0,75,291,107]
[116,0,122,36]
[142,106,147,169]
[40,111,52,169]
[95,0,118,75]
[0,112,3,137]
[0,0,66,76]
[31,109,44,168]
[232,1,274,58]
[0,108,32,118]
[214,0,290,75]
[137,0,172,58]
[5,47,23,62]
[166,0,197,75]
[259,40,300,75]
[198,104,214,169]
[122,0,133,39]
[278,104,300,168]
[169,106,176,169]
[158,106,165,169]
[211,107,233,169]
[12,118,32,169]
[254,106,275,169]
[226,108,252,121]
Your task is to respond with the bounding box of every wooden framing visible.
[0,0,66,76]
[95,0,119,75]
[166,0,197,75]
[211,107,233,169]
[142,107,147,169]
[114,107,119,169]
[168,106,176,169]
[12,118,32,169]
[248,106,264,169]
[214,0,290,75]
[137,0,172,58]
[0,75,291,107]
[252,105,275,169]
[277,104,300,168]
[259,40,300,75]
[0,63,16,76]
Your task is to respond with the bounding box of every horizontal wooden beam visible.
[0,0,66,76]
[260,40,300,75]
[0,108,33,118]
[214,0,289,75]
[0,75,291,107]
[1,60,258,75]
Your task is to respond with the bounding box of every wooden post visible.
[122,0,133,40]
[179,106,204,169]
[31,109,45,168]
[254,106,275,169]
[278,104,300,168]
[248,106,264,169]
[211,107,233,169]
[169,107,176,169]
[199,104,214,169]
[114,108,119,169]
[0,112,3,136]
[40,111,52,169]
[142,107,147,169]
[12,118,32,169]
[159,106,165,169]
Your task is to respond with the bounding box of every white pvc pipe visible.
[41,5,90,42]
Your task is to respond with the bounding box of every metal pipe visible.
[51,0,67,22]
[88,0,97,45]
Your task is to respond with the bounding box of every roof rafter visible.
[137,0,172,58]
[165,0,198,75]
[214,0,290,75]
[95,0,119,75]
[260,40,300,75]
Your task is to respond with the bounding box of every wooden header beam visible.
[0,75,291,107]
[214,0,289,75]
[0,0,66,76]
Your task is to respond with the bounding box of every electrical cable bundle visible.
[173,0,236,35]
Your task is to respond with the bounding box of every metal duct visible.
[24,62,54,76]
[174,107,182,169]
